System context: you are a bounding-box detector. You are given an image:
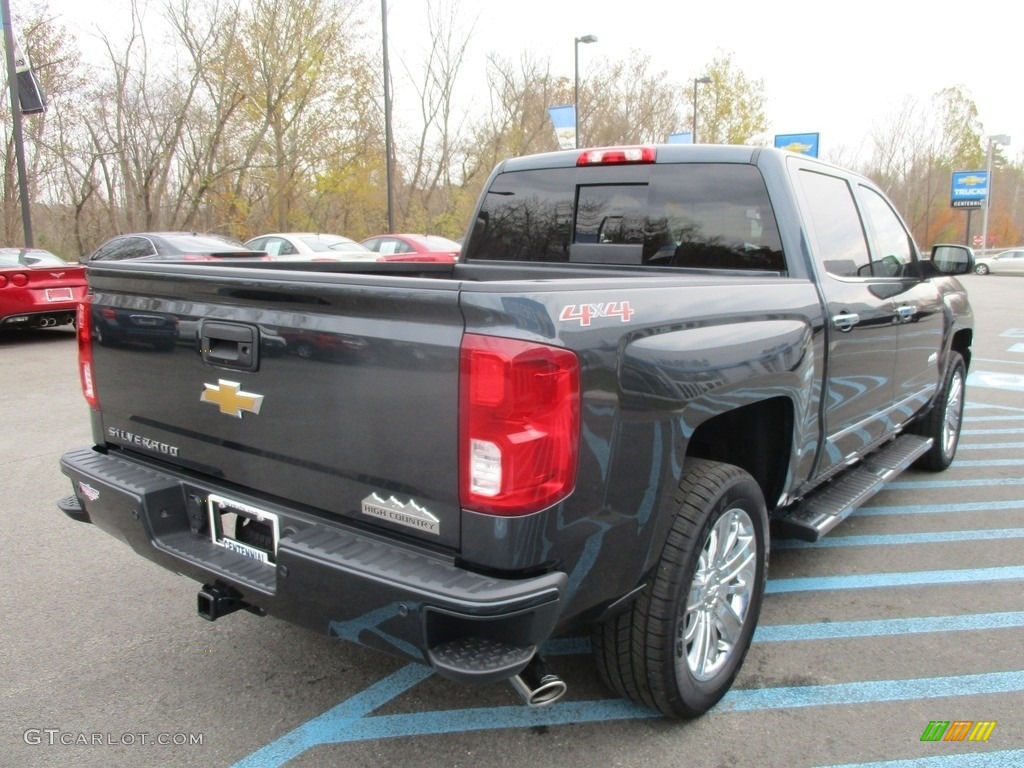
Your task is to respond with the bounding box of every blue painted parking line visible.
[961,427,1024,435]
[233,667,1024,766]
[766,566,1024,594]
[887,477,1024,489]
[231,683,658,766]
[858,500,1024,516]
[954,459,1024,467]
[960,442,1024,450]
[822,750,1024,768]
[774,528,1024,549]
[964,402,1024,413]
[966,371,1024,392]
[755,611,1024,642]
[717,670,1024,711]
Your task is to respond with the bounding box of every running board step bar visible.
[775,434,933,542]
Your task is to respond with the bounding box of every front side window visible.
[858,185,915,277]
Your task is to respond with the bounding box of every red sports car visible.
[0,248,87,330]
[360,234,461,263]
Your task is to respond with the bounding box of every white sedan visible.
[244,233,379,261]
[974,249,1024,275]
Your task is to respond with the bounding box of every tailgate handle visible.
[201,321,258,371]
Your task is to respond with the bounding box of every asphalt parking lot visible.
[1,273,1022,768]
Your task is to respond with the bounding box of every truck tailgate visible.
[85,263,465,549]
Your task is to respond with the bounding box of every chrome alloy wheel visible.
[941,368,965,458]
[678,507,758,681]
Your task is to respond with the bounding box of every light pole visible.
[381,0,395,232]
[1,0,33,246]
[692,76,711,144]
[980,134,1011,256]
[574,34,597,148]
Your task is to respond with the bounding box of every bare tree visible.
[395,0,476,232]
[585,53,684,146]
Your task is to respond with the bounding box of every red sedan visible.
[360,234,461,263]
[0,248,87,330]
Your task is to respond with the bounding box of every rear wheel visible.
[912,352,966,471]
[974,264,989,275]
[592,459,768,717]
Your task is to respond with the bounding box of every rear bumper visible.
[59,446,567,684]
[0,307,77,328]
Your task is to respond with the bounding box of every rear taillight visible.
[459,334,580,516]
[77,297,99,410]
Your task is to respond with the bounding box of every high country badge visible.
[361,494,440,536]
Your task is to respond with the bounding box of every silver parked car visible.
[244,233,378,261]
[974,248,1024,275]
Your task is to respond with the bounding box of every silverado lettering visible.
[59,145,974,719]
[106,427,180,457]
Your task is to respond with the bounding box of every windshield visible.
[299,235,367,252]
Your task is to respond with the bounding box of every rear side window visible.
[797,170,871,277]
[91,237,155,261]
[465,163,785,272]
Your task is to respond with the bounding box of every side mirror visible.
[927,244,974,276]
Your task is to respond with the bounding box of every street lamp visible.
[574,34,597,148]
[692,76,711,144]
[980,133,1011,257]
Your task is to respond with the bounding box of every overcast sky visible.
[43,0,1023,165]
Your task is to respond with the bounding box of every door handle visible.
[200,321,258,371]
[832,312,860,332]
[894,304,916,322]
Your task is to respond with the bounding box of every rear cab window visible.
[464,163,786,273]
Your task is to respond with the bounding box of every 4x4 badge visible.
[200,380,264,418]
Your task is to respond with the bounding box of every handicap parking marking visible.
[967,370,1024,391]
[999,328,1024,338]
[1009,343,1024,354]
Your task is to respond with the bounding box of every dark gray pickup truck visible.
[59,145,974,718]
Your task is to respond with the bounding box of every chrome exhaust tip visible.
[509,655,567,708]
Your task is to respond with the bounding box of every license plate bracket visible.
[206,493,279,567]
[45,288,73,302]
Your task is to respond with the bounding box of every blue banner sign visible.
[775,133,819,157]
[547,105,576,150]
[667,132,693,144]
[951,170,988,209]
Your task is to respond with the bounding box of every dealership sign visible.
[775,133,819,157]
[951,170,988,208]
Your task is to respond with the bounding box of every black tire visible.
[974,264,989,275]
[911,351,966,471]
[591,459,769,718]
[94,325,115,347]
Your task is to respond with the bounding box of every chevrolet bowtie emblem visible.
[200,380,265,418]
